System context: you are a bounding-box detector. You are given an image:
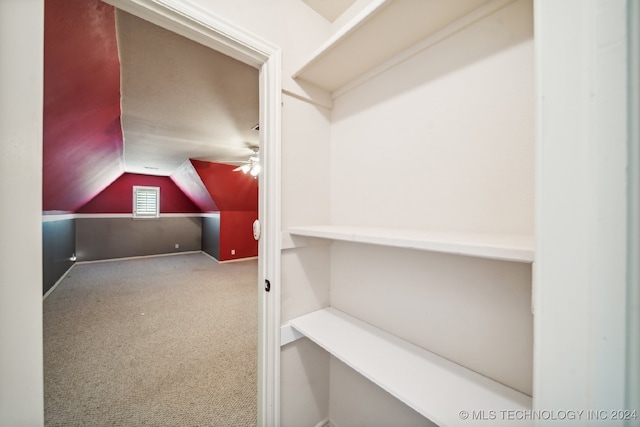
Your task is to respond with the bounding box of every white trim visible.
[43,212,218,221]
[99,2,282,424]
[42,214,76,222]
[200,212,221,218]
[74,213,133,219]
[104,0,272,67]
[257,48,283,427]
[42,263,76,301]
[627,0,640,412]
[534,0,631,415]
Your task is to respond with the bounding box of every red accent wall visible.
[43,0,124,212]
[77,173,202,214]
[219,211,259,260]
[191,160,258,260]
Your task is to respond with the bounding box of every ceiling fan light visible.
[240,164,251,174]
[250,163,261,176]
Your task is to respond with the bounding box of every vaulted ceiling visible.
[43,0,356,212]
[43,0,260,212]
[116,10,259,177]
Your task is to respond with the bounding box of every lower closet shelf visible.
[289,307,532,427]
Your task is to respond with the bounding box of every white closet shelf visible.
[290,307,532,426]
[292,0,511,93]
[287,225,534,263]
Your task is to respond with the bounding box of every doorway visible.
[44,0,282,424]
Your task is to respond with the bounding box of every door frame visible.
[103,1,282,424]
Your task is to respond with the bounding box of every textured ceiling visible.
[116,10,259,176]
[114,0,357,177]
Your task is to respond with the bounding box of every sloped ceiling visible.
[116,10,260,177]
[43,0,124,212]
[43,0,259,212]
[43,0,355,213]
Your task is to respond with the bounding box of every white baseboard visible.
[43,263,76,300]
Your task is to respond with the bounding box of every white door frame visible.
[103,1,282,424]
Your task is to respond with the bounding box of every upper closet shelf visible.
[290,307,532,426]
[293,0,512,93]
[287,225,534,263]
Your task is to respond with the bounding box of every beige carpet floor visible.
[44,252,258,427]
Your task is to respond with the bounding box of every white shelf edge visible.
[293,0,514,95]
[287,225,534,263]
[292,0,390,80]
[290,307,532,426]
[331,0,516,98]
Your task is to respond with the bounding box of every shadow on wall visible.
[332,0,534,120]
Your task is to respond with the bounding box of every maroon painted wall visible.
[43,0,124,212]
[77,173,202,214]
[220,211,258,260]
[191,160,258,260]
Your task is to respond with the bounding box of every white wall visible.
[329,357,435,427]
[330,0,534,233]
[0,0,45,425]
[331,243,533,395]
[280,93,332,426]
[325,1,535,424]
[534,0,634,420]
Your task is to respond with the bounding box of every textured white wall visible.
[0,0,45,425]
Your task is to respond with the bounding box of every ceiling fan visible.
[220,145,261,177]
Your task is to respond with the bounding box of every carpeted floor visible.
[43,252,258,427]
